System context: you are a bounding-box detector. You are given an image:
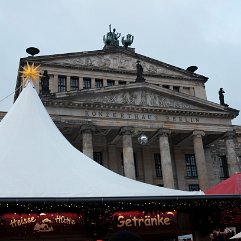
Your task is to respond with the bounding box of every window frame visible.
[219,155,229,178]
[154,153,162,178]
[107,80,115,86]
[189,184,200,191]
[83,78,91,89]
[185,154,198,178]
[70,76,79,91]
[173,86,180,92]
[95,79,103,88]
[58,75,67,92]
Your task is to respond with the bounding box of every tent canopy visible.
[230,231,241,239]
[0,81,203,197]
[205,172,241,195]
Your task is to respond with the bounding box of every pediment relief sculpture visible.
[78,90,202,110]
[46,54,185,77]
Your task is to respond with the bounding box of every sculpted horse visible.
[122,34,134,48]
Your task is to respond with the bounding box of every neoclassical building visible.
[14,29,241,192]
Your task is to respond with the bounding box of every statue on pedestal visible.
[40,70,50,95]
[219,88,229,107]
[135,60,145,82]
[122,34,134,48]
[103,24,121,47]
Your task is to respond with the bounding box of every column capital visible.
[120,126,135,135]
[80,124,96,133]
[157,128,171,137]
[224,131,236,140]
[192,130,205,138]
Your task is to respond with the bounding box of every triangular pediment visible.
[24,48,207,80]
[56,83,230,114]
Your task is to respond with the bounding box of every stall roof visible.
[206,172,241,195]
[0,81,203,198]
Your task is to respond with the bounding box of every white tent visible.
[230,232,241,239]
[0,81,203,197]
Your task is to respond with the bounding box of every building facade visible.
[14,33,241,193]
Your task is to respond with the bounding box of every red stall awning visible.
[206,172,241,195]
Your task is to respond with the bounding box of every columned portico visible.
[158,129,175,189]
[225,131,240,175]
[80,124,96,159]
[192,130,209,191]
[120,127,136,180]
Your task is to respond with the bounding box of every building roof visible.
[0,80,203,197]
[14,46,209,101]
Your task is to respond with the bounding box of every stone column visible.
[79,77,83,90]
[67,76,71,91]
[108,145,119,174]
[80,124,96,159]
[158,129,175,188]
[48,74,54,93]
[192,130,209,191]
[120,127,136,180]
[225,131,240,175]
[53,75,58,93]
[91,78,95,89]
[103,79,108,87]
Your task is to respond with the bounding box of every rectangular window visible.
[107,80,115,86]
[95,79,103,88]
[83,78,91,89]
[189,184,200,191]
[162,85,170,89]
[219,155,229,178]
[70,77,79,91]
[154,153,162,177]
[185,154,198,177]
[173,86,180,92]
[93,152,103,166]
[58,75,67,92]
[119,81,126,85]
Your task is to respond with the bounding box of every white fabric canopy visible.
[0,81,203,197]
[230,232,241,239]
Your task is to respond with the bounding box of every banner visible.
[0,210,178,237]
[0,212,84,237]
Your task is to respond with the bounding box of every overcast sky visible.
[0,0,241,124]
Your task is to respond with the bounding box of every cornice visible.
[51,82,239,114]
[43,99,238,119]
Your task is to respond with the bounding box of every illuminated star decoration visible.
[19,62,41,84]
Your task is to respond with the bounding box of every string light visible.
[0,197,241,238]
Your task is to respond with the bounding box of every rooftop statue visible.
[136,60,145,82]
[40,70,50,95]
[103,24,121,47]
[122,34,134,48]
[218,88,229,107]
